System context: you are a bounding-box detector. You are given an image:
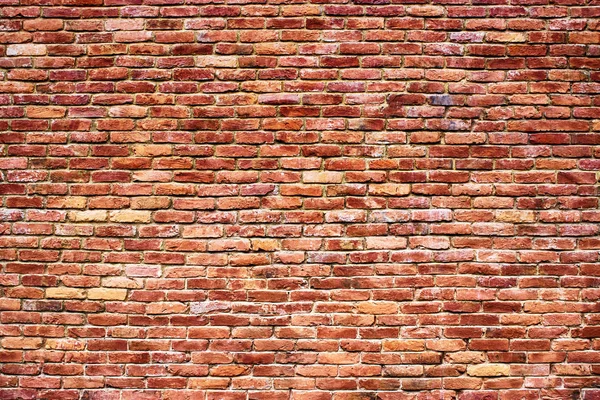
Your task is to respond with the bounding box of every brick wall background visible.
[1,0,600,399]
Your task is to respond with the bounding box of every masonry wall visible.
[1,1,600,399]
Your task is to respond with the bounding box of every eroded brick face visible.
[0,1,600,399]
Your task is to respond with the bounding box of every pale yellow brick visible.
[467,364,510,377]
[87,288,128,301]
[68,210,107,222]
[496,210,536,223]
[366,236,407,250]
[303,171,343,184]
[46,287,86,299]
[102,276,144,289]
[45,338,85,350]
[196,56,237,68]
[132,171,172,182]
[251,239,279,252]
[51,197,87,209]
[486,32,526,43]
[132,144,171,156]
[109,210,151,223]
[369,183,410,196]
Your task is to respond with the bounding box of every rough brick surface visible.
[0,0,600,399]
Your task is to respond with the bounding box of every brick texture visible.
[1,0,600,399]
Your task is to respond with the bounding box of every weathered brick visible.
[46,288,86,299]
[87,288,128,301]
[467,364,510,377]
[0,2,597,398]
[6,44,46,56]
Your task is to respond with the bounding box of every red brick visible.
[0,3,598,398]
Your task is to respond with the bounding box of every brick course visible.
[1,0,600,399]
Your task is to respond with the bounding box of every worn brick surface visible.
[0,0,600,399]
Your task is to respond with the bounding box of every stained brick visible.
[0,2,598,398]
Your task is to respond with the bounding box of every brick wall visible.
[1,1,600,399]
